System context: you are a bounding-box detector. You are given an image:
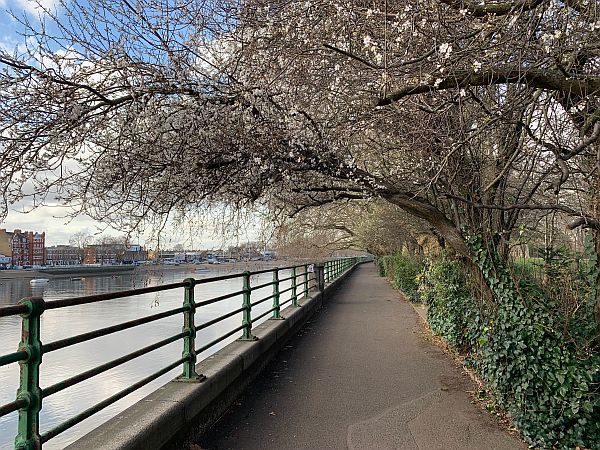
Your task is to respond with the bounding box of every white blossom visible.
[438,43,452,60]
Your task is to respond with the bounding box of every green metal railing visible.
[0,257,363,449]
[324,257,355,284]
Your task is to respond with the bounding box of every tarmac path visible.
[195,264,526,450]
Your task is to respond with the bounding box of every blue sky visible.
[0,0,89,246]
[0,0,63,47]
[0,1,186,247]
[0,1,259,249]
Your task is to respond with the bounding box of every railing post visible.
[240,272,256,340]
[315,264,325,292]
[271,268,283,319]
[15,297,44,450]
[291,267,299,307]
[303,265,309,297]
[181,278,202,381]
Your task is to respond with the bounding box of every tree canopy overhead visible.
[0,0,599,259]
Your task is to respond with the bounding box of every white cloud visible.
[1,206,104,245]
[13,0,60,16]
[0,205,246,249]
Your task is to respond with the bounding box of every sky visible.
[1,205,104,246]
[0,0,62,42]
[0,0,87,246]
[0,1,262,249]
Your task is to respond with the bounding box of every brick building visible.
[0,229,13,257]
[122,245,148,264]
[83,243,126,265]
[46,245,82,266]
[11,230,46,267]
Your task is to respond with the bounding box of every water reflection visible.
[0,266,292,449]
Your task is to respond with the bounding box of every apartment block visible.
[11,230,46,267]
[46,245,82,266]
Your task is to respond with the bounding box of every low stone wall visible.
[66,264,360,450]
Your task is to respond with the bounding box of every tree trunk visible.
[385,192,470,257]
[591,146,600,332]
[593,231,600,331]
[384,191,498,305]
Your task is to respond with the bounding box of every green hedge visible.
[376,253,422,302]
[378,250,600,449]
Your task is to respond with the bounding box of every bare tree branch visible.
[378,68,600,107]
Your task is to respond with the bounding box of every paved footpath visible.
[194,264,526,450]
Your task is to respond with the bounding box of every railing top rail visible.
[0,259,367,319]
[0,303,30,318]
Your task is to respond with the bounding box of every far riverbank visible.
[0,259,312,280]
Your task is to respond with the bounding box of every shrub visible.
[391,254,422,302]
[418,258,480,352]
[376,253,422,301]
[378,246,600,449]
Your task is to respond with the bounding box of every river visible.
[0,265,293,449]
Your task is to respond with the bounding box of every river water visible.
[0,266,294,449]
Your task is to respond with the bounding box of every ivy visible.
[378,237,600,449]
[376,253,422,302]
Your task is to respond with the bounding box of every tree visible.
[236,0,600,321]
[93,235,126,264]
[68,231,91,249]
[1,0,599,321]
[274,200,426,257]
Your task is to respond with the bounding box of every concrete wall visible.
[66,263,361,450]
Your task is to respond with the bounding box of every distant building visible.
[0,229,13,257]
[123,245,148,264]
[184,251,206,263]
[11,230,46,267]
[156,250,175,262]
[46,245,82,266]
[0,254,11,268]
[83,243,126,265]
